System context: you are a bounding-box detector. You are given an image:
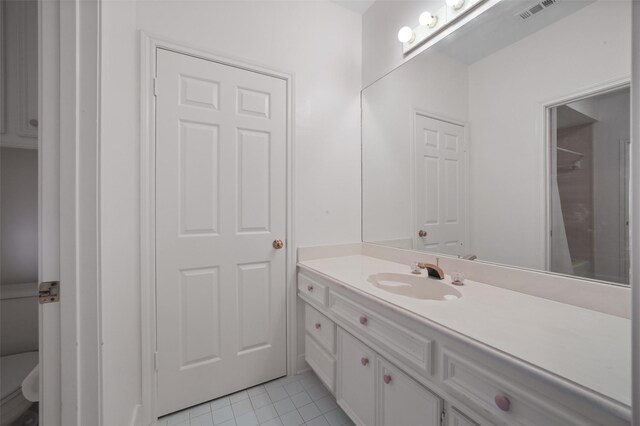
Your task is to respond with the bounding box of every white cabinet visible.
[336,328,376,426]
[298,269,622,426]
[1,0,38,149]
[377,357,442,426]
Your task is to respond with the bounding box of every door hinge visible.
[153,78,159,96]
[154,352,159,371]
[440,409,446,426]
[39,281,60,304]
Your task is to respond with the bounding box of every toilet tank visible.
[0,283,38,356]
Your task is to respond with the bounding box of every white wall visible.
[100,1,362,423]
[467,0,631,269]
[0,148,38,284]
[362,50,468,244]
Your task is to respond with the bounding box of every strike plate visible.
[39,281,60,304]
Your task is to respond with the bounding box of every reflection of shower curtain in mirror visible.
[549,108,574,275]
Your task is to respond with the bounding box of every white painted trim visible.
[38,0,61,424]
[0,0,6,135]
[139,33,296,424]
[541,77,631,283]
[410,109,470,254]
[630,3,640,424]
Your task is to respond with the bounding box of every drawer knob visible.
[495,394,511,412]
[383,374,392,384]
[307,285,314,292]
[314,322,321,329]
[359,315,368,325]
[360,357,369,366]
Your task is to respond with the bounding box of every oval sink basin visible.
[367,273,462,301]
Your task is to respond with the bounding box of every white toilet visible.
[0,283,39,426]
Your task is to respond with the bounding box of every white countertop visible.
[298,254,631,407]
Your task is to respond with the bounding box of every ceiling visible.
[331,0,376,15]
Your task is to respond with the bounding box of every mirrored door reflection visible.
[549,86,630,285]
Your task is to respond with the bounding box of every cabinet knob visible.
[273,239,284,249]
[418,230,427,237]
[359,315,368,325]
[494,394,511,412]
[360,357,369,366]
[383,374,392,384]
[314,322,321,329]
[307,285,314,292]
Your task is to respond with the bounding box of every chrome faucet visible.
[460,254,477,261]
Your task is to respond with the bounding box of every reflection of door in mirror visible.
[413,114,467,256]
[549,86,630,285]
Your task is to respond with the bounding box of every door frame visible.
[139,34,296,424]
[542,77,631,279]
[410,109,470,253]
[39,0,102,424]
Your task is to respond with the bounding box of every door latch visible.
[39,281,60,304]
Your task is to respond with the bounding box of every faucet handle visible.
[410,262,421,274]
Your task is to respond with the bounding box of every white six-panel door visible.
[155,48,287,415]
[414,114,467,256]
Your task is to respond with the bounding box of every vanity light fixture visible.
[446,0,465,10]
[419,11,438,28]
[397,26,416,43]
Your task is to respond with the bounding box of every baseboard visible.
[129,404,142,426]
[296,353,309,374]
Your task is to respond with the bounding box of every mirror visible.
[362,0,631,285]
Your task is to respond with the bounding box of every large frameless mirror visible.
[362,0,631,285]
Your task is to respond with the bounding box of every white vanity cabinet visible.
[336,329,376,426]
[298,268,629,426]
[376,355,442,426]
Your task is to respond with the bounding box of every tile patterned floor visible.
[158,372,354,426]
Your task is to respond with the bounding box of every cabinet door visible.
[336,328,376,426]
[377,357,442,426]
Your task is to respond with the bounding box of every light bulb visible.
[419,11,437,28]
[397,26,415,43]
[446,0,465,10]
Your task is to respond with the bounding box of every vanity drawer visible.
[450,408,480,426]
[305,304,336,353]
[305,334,335,392]
[329,291,433,376]
[298,273,329,306]
[441,350,584,426]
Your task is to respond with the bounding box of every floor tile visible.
[273,398,296,416]
[247,385,266,397]
[210,397,231,411]
[304,416,330,426]
[267,385,289,402]
[314,396,337,414]
[232,399,254,417]
[166,410,189,425]
[279,410,304,426]
[298,403,321,422]
[191,413,215,426]
[235,411,258,426]
[261,418,284,426]
[305,385,329,402]
[217,420,236,426]
[323,408,349,426]
[290,391,312,409]
[284,381,305,396]
[250,392,272,410]
[190,402,212,419]
[212,406,235,425]
[300,376,322,391]
[254,404,278,423]
[230,391,249,404]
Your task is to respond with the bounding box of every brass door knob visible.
[273,239,284,249]
[418,230,427,237]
